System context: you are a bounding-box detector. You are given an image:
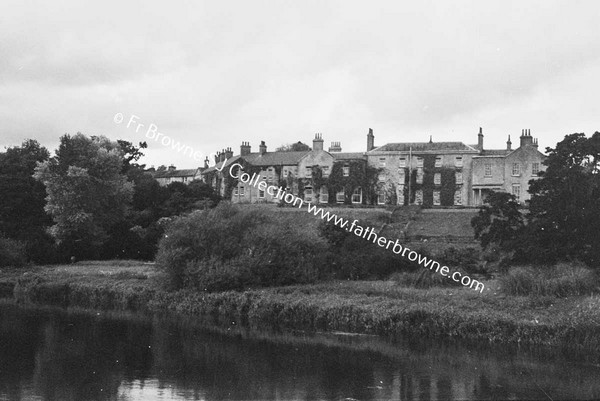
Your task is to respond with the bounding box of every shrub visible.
[436,246,484,274]
[156,202,328,290]
[0,237,27,267]
[500,263,599,297]
[318,220,413,280]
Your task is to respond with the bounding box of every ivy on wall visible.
[210,157,386,206]
[403,154,461,206]
[440,168,457,206]
[324,161,380,205]
[288,161,381,205]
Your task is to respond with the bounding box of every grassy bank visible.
[2,261,600,353]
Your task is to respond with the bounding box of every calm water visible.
[0,302,599,401]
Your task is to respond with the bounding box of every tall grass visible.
[500,263,599,297]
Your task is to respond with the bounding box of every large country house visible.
[198,128,546,207]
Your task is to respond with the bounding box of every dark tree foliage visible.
[275,141,311,152]
[117,139,147,172]
[0,140,55,263]
[471,191,524,251]
[525,132,600,266]
[318,219,416,279]
[34,134,134,260]
[471,132,600,268]
[103,167,221,260]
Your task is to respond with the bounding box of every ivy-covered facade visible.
[369,146,475,207]
[202,134,381,205]
[202,128,546,207]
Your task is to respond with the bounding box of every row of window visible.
[483,162,540,177]
[305,187,362,203]
[377,189,463,206]
[305,165,331,177]
[234,184,364,203]
[235,183,465,206]
[379,156,464,168]
[386,169,463,185]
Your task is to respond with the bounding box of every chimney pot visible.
[313,132,324,151]
[520,129,533,147]
[328,141,342,152]
[240,141,251,156]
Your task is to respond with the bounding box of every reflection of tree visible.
[1,305,600,401]
[0,306,41,400]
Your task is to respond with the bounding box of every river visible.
[0,302,598,400]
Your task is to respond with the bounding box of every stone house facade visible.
[202,135,371,205]
[471,129,546,205]
[369,127,546,206]
[202,127,546,207]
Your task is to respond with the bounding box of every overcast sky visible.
[1,0,599,168]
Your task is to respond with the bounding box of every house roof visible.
[244,151,311,166]
[202,155,242,174]
[202,149,366,175]
[332,152,366,160]
[371,142,477,152]
[203,151,312,173]
[154,168,199,178]
[479,149,512,156]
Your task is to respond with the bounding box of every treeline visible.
[0,134,220,265]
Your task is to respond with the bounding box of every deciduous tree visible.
[525,132,600,265]
[34,134,134,258]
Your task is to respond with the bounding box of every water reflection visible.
[0,302,598,400]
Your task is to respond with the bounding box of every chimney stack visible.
[328,141,342,152]
[367,128,375,151]
[506,135,512,151]
[520,128,533,147]
[214,151,220,164]
[224,147,233,159]
[259,140,267,155]
[477,127,484,151]
[240,141,251,156]
[219,149,226,162]
[168,164,176,171]
[204,157,209,169]
[313,133,324,151]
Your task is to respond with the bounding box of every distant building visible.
[202,135,369,204]
[153,165,204,186]
[471,129,545,205]
[369,127,546,206]
[201,127,546,206]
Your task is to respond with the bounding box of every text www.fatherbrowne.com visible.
[227,162,485,293]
